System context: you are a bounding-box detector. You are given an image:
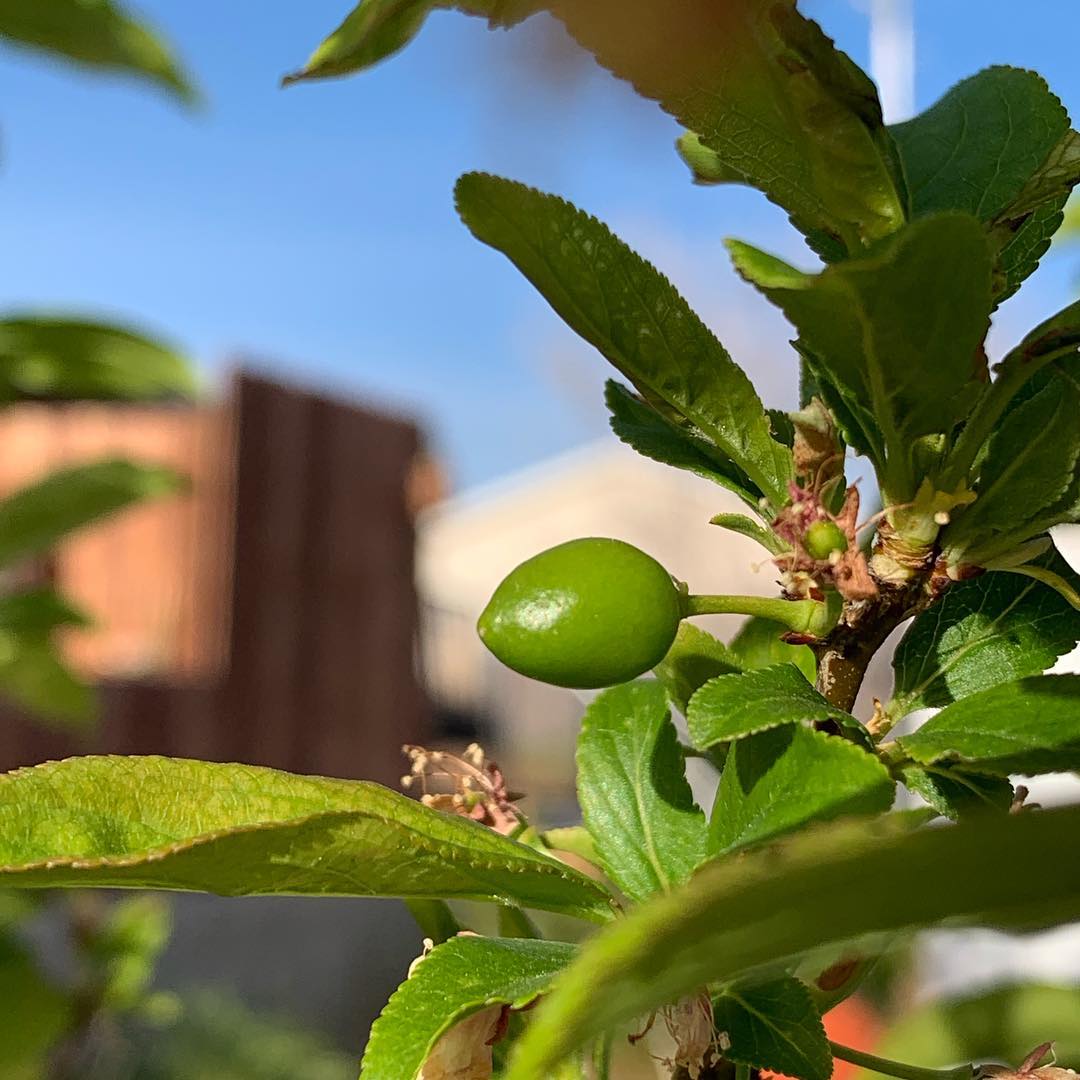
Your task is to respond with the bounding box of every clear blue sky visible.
[0,1,1077,489]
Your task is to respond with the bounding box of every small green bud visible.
[477,538,683,689]
[804,520,848,560]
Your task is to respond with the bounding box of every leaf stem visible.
[734,1064,752,1080]
[684,594,834,637]
[829,1042,973,1080]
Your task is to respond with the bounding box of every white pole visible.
[868,0,915,122]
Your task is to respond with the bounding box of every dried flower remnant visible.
[630,990,722,1079]
[402,743,525,835]
[979,1043,1078,1080]
[773,481,877,603]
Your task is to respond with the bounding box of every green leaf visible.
[0,0,196,103]
[946,379,1080,552]
[709,724,894,855]
[895,674,1080,776]
[900,766,1013,823]
[0,317,195,401]
[712,976,832,1080]
[799,345,886,465]
[995,299,1080,394]
[576,682,706,901]
[653,623,745,717]
[503,805,1080,1079]
[944,300,1080,489]
[0,458,182,567]
[888,67,1080,300]
[365,935,576,1080]
[890,559,1080,717]
[709,513,788,556]
[540,827,599,868]
[290,2,905,255]
[728,214,992,496]
[687,664,855,750]
[890,68,1071,223]
[996,197,1072,301]
[604,381,763,508]
[0,756,614,921]
[728,617,816,683]
[455,173,792,507]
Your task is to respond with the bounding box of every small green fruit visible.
[477,538,683,689]
[804,520,848,560]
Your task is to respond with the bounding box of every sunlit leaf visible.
[0,756,615,922]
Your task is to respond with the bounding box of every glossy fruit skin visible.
[804,520,848,560]
[477,538,683,689]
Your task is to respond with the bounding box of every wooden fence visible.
[0,372,429,785]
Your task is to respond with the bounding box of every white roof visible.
[417,437,779,617]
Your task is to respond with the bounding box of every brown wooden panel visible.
[0,371,429,784]
[220,371,429,783]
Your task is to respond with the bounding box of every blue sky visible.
[0,2,1077,489]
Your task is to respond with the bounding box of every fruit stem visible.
[683,594,834,637]
[829,1043,973,1080]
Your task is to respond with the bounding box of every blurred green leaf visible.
[0,635,95,727]
[895,674,1080,776]
[0,589,90,633]
[890,558,1080,718]
[0,458,182,567]
[290,1,905,257]
[455,172,792,507]
[0,317,196,401]
[405,899,465,945]
[0,0,196,103]
[712,976,831,1080]
[92,895,172,1012]
[688,664,857,751]
[284,0,539,84]
[709,724,894,855]
[861,984,1080,1077]
[577,682,706,901]
[0,589,94,726]
[0,931,70,1079]
[502,805,1080,1078]
[0,756,614,922]
[728,617,816,683]
[362,936,574,1080]
[125,990,356,1080]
